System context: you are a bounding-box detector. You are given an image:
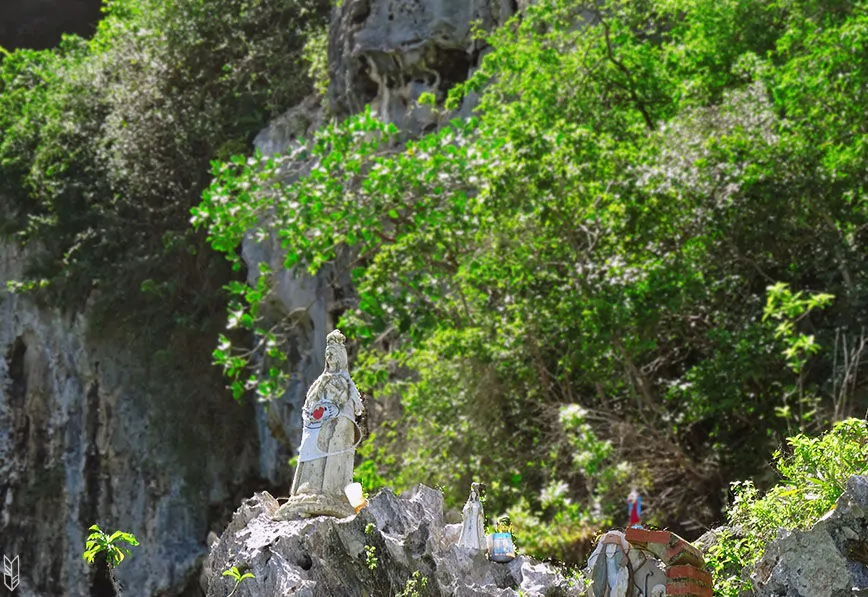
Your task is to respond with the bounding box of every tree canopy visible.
[2,0,867,569]
[197,0,868,561]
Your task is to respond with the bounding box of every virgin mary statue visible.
[275,329,363,519]
[458,483,486,551]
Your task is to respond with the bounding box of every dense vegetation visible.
[197,0,868,563]
[2,0,867,581]
[0,0,329,342]
[706,418,868,596]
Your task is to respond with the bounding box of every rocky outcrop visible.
[202,484,582,597]
[750,475,868,597]
[0,244,262,597]
[327,0,516,133]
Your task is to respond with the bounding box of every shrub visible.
[0,0,330,337]
[706,418,868,596]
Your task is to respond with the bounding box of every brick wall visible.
[625,527,713,597]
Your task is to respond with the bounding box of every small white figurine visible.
[458,482,486,551]
[587,531,631,597]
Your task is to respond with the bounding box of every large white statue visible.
[275,329,364,519]
[458,483,486,551]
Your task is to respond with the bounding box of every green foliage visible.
[363,521,379,570]
[197,0,868,554]
[762,283,836,428]
[83,524,139,568]
[503,406,634,561]
[706,418,868,596]
[763,283,835,375]
[0,0,330,341]
[354,456,388,494]
[364,544,378,570]
[222,566,255,597]
[396,571,429,597]
[222,566,255,583]
[506,494,598,564]
[302,25,330,97]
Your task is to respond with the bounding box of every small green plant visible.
[222,566,255,597]
[364,544,378,570]
[363,517,378,570]
[494,516,513,534]
[763,283,835,429]
[83,524,139,568]
[397,570,429,597]
[706,418,868,596]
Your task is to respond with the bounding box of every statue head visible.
[324,329,349,373]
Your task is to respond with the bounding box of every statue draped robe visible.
[291,370,362,499]
[275,329,364,520]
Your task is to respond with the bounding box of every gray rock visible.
[751,475,868,597]
[327,0,516,133]
[254,95,326,158]
[203,484,581,597]
[0,243,260,597]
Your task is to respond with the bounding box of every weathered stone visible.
[203,484,582,597]
[0,243,261,597]
[751,475,868,597]
[253,94,325,158]
[327,0,517,133]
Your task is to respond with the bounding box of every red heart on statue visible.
[313,406,325,420]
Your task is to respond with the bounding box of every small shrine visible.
[586,527,712,597]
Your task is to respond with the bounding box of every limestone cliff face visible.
[327,0,516,129]
[0,243,263,596]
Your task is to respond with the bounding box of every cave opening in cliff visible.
[434,48,472,96]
